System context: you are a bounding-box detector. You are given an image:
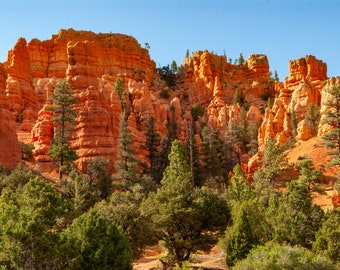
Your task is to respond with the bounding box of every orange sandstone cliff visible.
[0,29,338,184]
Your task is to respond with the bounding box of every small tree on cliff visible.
[47,79,78,179]
[322,84,340,167]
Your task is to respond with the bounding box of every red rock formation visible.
[0,63,21,168]
[258,55,327,151]
[2,29,338,185]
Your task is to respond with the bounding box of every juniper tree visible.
[322,85,340,167]
[47,79,78,179]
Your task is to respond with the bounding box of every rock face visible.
[1,29,338,181]
[258,55,327,151]
[0,63,21,169]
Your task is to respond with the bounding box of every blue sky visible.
[0,0,339,80]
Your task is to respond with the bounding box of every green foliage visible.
[144,116,161,186]
[0,177,66,269]
[305,102,321,135]
[88,157,112,200]
[274,70,279,82]
[19,141,33,160]
[314,208,340,263]
[290,108,298,141]
[159,89,170,98]
[171,60,178,73]
[190,103,204,121]
[233,88,246,106]
[228,165,252,202]
[60,171,95,220]
[96,187,157,260]
[142,140,230,265]
[47,79,78,179]
[114,77,126,111]
[157,65,176,88]
[237,53,245,65]
[225,207,255,266]
[59,208,132,270]
[201,126,231,187]
[296,155,323,193]
[233,242,336,270]
[253,137,288,205]
[0,164,35,193]
[268,180,324,249]
[114,112,140,190]
[322,84,340,167]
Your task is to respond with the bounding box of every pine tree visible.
[114,77,126,111]
[322,84,340,167]
[144,116,161,184]
[296,155,323,193]
[47,79,78,179]
[269,180,325,249]
[114,112,140,190]
[238,53,245,65]
[228,164,252,202]
[314,208,340,263]
[225,207,255,266]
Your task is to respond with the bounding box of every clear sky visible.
[0,0,339,80]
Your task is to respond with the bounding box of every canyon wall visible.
[0,29,337,177]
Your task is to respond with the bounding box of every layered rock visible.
[258,55,327,150]
[0,63,21,168]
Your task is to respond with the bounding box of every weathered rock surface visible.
[0,62,21,169]
[0,29,338,183]
[258,55,327,151]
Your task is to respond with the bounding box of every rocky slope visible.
[0,29,338,186]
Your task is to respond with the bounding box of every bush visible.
[191,103,204,121]
[233,242,336,270]
[160,89,170,99]
[20,141,34,160]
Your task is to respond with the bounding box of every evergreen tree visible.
[170,60,178,73]
[96,188,157,260]
[228,164,252,202]
[269,180,324,249]
[47,79,78,179]
[186,122,204,187]
[274,70,279,82]
[59,208,132,270]
[88,156,112,200]
[0,177,66,269]
[114,77,126,111]
[60,171,94,220]
[225,207,255,267]
[322,84,340,167]
[201,126,230,187]
[142,140,230,266]
[314,208,340,263]
[238,53,245,65]
[144,116,161,184]
[296,155,323,193]
[305,102,321,136]
[114,112,140,190]
[253,137,288,191]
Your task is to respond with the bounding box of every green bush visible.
[20,141,33,160]
[233,242,336,270]
[191,103,204,121]
[160,89,170,99]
